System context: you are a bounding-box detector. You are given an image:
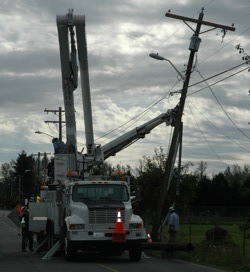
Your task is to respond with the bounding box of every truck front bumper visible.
[68,228,147,242]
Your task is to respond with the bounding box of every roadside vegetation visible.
[176,223,250,272]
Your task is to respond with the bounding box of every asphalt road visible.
[0,210,224,272]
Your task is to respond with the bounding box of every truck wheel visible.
[64,234,75,261]
[129,244,142,262]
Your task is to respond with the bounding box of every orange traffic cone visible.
[112,208,126,243]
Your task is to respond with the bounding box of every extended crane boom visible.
[56,9,178,174]
[81,108,178,170]
[101,109,177,161]
[57,10,95,172]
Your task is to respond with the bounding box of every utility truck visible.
[29,9,178,261]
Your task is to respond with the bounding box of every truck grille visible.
[89,209,125,225]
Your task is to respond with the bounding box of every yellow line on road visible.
[98,264,119,272]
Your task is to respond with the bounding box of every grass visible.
[159,222,250,272]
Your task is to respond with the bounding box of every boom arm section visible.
[57,10,95,172]
[57,11,78,155]
[91,107,178,166]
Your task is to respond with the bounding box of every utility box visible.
[29,202,47,232]
[54,154,68,183]
[189,35,201,51]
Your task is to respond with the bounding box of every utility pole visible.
[32,152,51,187]
[44,107,65,141]
[151,8,235,241]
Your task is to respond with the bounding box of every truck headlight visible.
[69,224,85,230]
[129,223,142,229]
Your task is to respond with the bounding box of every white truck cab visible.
[62,178,146,261]
[29,176,147,261]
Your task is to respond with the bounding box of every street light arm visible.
[35,131,54,138]
[149,53,186,81]
[165,59,186,81]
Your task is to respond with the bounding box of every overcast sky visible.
[0,0,249,175]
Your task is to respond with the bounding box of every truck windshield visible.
[72,184,129,202]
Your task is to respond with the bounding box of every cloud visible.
[0,0,249,176]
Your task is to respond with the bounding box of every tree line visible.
[134,148,250,220]
[0,151,48,208]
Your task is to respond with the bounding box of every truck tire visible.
[64,233,76,261]
[129,244,142,262]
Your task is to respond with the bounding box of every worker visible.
[16,203,22,216]
[52,138,66,153]
[19,206,34,252]
[168,206,179,243]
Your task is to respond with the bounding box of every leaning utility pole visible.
[151,8,235,241]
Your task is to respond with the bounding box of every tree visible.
[240,176,250,205]
[194,161,208,181]
[194,175,212,206]
[0,162,15,208]
[224,164,250,206]
[135,148,197,240]
[13,151,36,202]
[177,163,197,210]
[91,162,134,182]
[211,173,231,206]
[135,147,166,229]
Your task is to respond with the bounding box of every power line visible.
[198,27,250,67]
[73,5,248,142]
[190,61,248,88]
[195,69,250,139]
[44,108,65,141]
[187,102,228,168]
[95,80,180,142]
[187,98,249,152]
[188,66,249,96]
[105,62,248,141]
[84,5,249,99]
[97,60,249,144]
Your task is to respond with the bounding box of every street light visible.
[149,53,186,81]
[35,131,54,138]
[150,52,184,215]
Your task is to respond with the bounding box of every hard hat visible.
[169,206,175,212]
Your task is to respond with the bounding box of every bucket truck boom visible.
[56,9,179,175]
[57,9,95,173]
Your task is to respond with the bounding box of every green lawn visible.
[160,222,250,272]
